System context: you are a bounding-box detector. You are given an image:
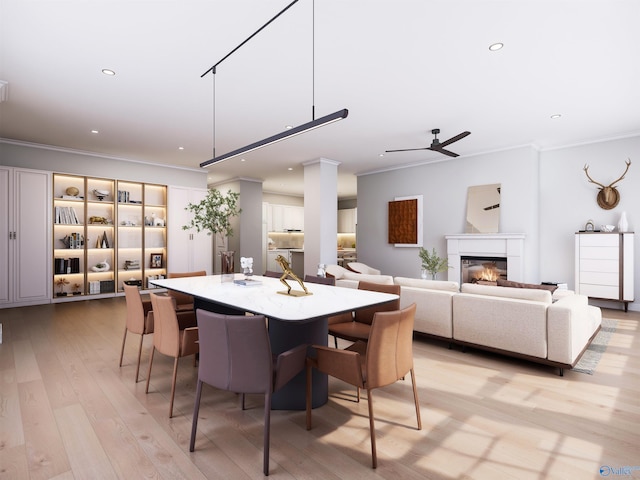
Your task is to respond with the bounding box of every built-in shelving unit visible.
[52,174,167,300]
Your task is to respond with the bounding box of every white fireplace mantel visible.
[445,233,525,284]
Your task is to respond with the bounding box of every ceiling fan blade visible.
[385,147,431,153]
[438,131,471,148]
[429,146,459,157]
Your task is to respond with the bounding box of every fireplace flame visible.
[471,262,501,282]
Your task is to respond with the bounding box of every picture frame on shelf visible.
[150,253,163,268]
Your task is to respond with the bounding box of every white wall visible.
[357,136,639,311]
[0,141,206,188]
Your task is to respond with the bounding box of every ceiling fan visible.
[386,128,471,157]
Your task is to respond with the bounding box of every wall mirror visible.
[465,184,501,233]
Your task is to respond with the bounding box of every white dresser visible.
[575,232,634,311]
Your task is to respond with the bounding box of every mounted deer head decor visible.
[583,158,631,210]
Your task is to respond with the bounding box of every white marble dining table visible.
[150,274,399,409]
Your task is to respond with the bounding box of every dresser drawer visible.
[579,258,619,274]
[579,234,619,247]
[580,271,619,286]
[578,283,619,300]
[579,246,619,260]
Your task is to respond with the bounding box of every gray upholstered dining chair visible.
[189,310,307,476]
[306,303,421,469]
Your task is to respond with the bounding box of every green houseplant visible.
[182,188,241,238]
[418,247,449,280]
[182,189,241,278]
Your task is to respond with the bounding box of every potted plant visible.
[182,189,241,279]
[418,247,449,280]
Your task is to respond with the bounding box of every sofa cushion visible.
[394,277,459,292]
[461,283,552,304]
[342,271,394,285]
[497,278,558,293]
[453,293,549,358]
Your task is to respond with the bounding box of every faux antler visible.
[583,158,631,188]
[609,158,632,188]
[583,164,605,188]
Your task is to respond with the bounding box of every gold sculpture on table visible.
[275,255,311,296]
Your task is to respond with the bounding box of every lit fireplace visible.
[461,256,507,284]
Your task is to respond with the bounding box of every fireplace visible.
[445,233,525,284]
[461,256,507,284]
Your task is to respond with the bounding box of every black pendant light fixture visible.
[199,0,348,168]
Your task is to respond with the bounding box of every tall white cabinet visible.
[575,232,634,311]
[167,186,212,274]
[0,167,52,308]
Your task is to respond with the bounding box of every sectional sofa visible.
[325,265,602,375]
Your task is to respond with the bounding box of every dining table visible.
[149,274,399,410]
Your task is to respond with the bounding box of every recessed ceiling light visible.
[379,153,384,157]
[91,129,99,134]
[178,146,184,150]
[287,167,293,171]
[101,68,116,76]
[240,158,246,162]
[489,42,504,51]
[285,125,293,130]
[550,114,562,119]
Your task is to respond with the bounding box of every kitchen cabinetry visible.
[338,208,357,233]
[52,173,167,300]
[0,167,51,307]
[168,186,212,274]
[575,232,634,311]
[268,204,304,231]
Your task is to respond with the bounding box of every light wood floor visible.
[0,298,638,480]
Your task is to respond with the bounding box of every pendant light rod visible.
[200,108,348,167]
[201,0,300,78]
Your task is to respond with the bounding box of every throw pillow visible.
[497,278,558,293]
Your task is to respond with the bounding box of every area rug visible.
[572,318,618,375]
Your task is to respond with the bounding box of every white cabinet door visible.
[338,208,357,233]
[168,186,213,274]
[0,167,51,307]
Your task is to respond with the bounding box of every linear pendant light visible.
[199,0,347,168]
[200,108,348,167]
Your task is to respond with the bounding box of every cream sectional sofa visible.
[325,267,602,375]
[453,283,601,374]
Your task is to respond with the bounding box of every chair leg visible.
[135,333,144,383]
[119,327,128,367]
[333,336,338,348]
[263,391,271,476]
[366,389,377,469]
[305,361,313,430]
[169,356,179,418]
[410,368,422,430]
[241,393,246,410]
[189,379,203,452]
[145,348,155,394]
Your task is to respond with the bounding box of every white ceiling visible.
[2,0,639,199]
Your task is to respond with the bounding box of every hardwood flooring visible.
[0,298,638,479]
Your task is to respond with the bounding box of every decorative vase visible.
[420,269,428,280]
[618,211,629,233]
[220,250,235,282]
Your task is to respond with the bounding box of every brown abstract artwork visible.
[388,198,418,244]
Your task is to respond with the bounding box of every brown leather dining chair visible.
[189,310,307,476]
[327,280,401,347]
[146,293,199,417]
[120,284,155,382]
[166,270,206,311]
[306,303,421,469]
[303,274,336,286]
